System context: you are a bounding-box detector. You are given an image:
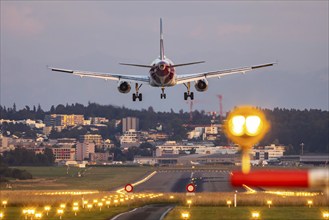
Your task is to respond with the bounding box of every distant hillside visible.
[1,103,328,154]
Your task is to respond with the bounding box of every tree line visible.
[1,103,328,154]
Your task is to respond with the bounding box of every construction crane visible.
[217,95,223,122]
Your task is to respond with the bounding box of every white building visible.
[155,141,239,156]
[252,144,286,160]
[120,129,142,148]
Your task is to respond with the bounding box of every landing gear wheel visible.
[161,87,166,99]
[183,82,194,100]
[184,92,188,100]
[132,83,143,102]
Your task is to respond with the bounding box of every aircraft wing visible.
[176,63,275,84]
[49,67,150,84]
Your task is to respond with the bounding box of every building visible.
[89,152,113,164]
[122,117,139,133]
[147,153,240,166]
[120,130,142,148]
[76,143,95,161]
[79,134,102,146]
[89,117,109,124]
[52,147,76,162]
[0,135,14,153]
[44,114,84,128]
[252,144,285,160]
[155,141,238,157]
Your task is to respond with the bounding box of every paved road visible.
[110,204,174,220]
[134,169,245,193]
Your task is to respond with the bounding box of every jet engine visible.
[194,79,208,92]
[117,81,131,93]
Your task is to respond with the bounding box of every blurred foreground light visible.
[323,211,329,219]
[181,212,190,219]
[251,211,260,219]
[230,169,329,188]
[224,106,270,174]
[0,212,3,219]
[169,195,174,199]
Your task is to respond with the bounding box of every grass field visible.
[164,206,328,220]
[3,166,153,191]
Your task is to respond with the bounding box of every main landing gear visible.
[160,87,166,99]
[132,83,143,101]
[184,82,194,100]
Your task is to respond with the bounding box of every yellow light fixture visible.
[224,106,270,173]
[181,212,190,219]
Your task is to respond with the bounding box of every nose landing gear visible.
[132,83,143,101]
[160,87,166,99]
[184,82,194,100]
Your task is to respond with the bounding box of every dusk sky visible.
[1,1,328,113]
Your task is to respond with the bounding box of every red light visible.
[124,184,134,193]
[186,183,195,192]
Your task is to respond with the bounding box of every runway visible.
[133,169,245,193]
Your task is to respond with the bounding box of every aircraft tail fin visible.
[160,18,165,60]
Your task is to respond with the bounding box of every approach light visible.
[251,211,260,219]
[224,106,270,173]
[35,213,42,219]
[73,206,79,215]
[181,211,190,219]
[1,201,7,208]
[267,200,272,208]
[307,200,313,208]
[44,206,51,215]
[226,200,232,208]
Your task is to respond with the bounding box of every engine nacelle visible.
[117,81,131,93]
[194,79,208,92]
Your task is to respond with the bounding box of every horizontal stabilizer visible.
[119,63,153,68]
[172,61,205,68]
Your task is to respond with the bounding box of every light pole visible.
[300,143,304,155]
[234,190,237,207]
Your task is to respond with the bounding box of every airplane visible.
[49,18,275,102]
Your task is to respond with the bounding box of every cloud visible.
[2,4,43,37]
